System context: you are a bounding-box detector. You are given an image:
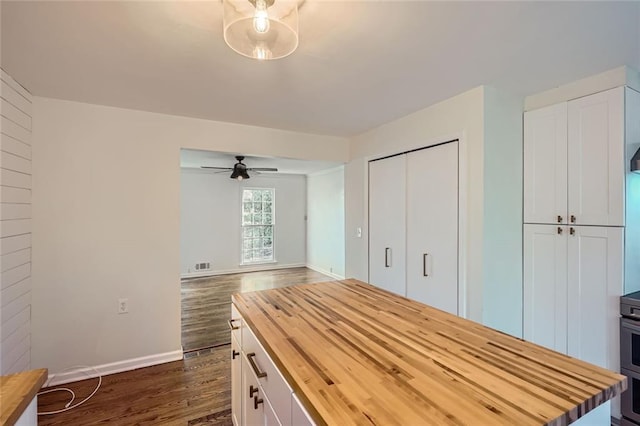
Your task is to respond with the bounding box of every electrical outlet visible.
[118,298,129,314]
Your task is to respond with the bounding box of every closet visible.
[369,141,459,315]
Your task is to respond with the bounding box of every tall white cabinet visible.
[524,86,640,424]
[369,141,459,315]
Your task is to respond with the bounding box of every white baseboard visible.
[306,264,345,281]
[181,263,306,279]
[46,349,184,387]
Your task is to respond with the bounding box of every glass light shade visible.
[223,0,299,60]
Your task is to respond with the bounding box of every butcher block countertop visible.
[0,368,47,426]
[232,279,626,426]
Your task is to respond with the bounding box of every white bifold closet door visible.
[406,142,459,315]
[368,154,407,296]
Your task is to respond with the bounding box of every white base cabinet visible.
[231,305,316,426]
[524,224,623,370]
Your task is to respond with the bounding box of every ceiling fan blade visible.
[247,168,278,172]
[201,166,233,170]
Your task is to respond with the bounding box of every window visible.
[242,188,274,264]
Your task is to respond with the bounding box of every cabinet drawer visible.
[243,324,292,426]
[292,393,315,426]
[230,303,243,346]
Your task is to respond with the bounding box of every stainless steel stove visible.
[620,292,640,425]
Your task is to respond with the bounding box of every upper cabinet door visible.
[524,103,568,224]
[368,155,407,296]
[568,87,625,226]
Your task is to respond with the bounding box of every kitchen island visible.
[231,279,625,425]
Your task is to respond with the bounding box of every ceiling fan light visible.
[230,168,251,180]
[223,0,299,61]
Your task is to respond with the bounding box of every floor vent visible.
[195,262,211,271]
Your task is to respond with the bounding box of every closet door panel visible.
[368,155,407,296]
[524,103,568,224]
[406,142,458,315]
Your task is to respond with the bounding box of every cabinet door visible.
[368,155,407,296]
[567,226,623,370]
[523,224,568,353]
[406,142,458,315]
[524,103,568,224]
[241,355,264,426]
[568,88,625,226]
[231,334,242,426]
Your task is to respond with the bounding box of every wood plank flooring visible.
[181,267,331,352]
[38,346,232,426]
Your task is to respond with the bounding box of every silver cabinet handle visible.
[385,248,391,267]
[228,319,239,330]
[247,352,267,378]
[423,253,429,277]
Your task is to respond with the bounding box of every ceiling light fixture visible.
[223,0,299,61]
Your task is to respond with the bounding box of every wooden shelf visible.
[233,279,626,426]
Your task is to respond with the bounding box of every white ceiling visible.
[180,149,342,175]
[1,1,639,137]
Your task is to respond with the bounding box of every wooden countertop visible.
[232,279,626,426]
[1,368,47,426]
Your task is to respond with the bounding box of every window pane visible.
[243,213,252,225]
[264,226,272,237]
[264,214,272,224]
[263,237,272,247]
[253,191,262,202]
[254,203,262,213]
[264,203,272,213]
[252,213,261,224]
[243,190,253,202]
[243,202,252,213]
[243,227,253,238]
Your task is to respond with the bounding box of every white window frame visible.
[240,187,276,265]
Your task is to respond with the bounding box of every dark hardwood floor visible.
[38,346,232,426]
[37,268,333,425]
[181,267,331,352]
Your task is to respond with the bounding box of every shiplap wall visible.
[0,69,32,375]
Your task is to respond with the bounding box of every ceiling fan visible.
[201,156,278,180]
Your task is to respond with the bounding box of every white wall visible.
[31,97,348,376]
[180,169,307,276]
[347,86,486,323]
[481,87,524,337]
[306,167,345,279]
[0,69,33,374]
[346,86,524,334]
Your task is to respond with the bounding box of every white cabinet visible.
[524,224,622,367]
[524,87,625,226]
[368,155,406,296]
[567,226,623,370]
[568,88,625,227]
[523,103,568,225]
[523,224,568,353]
[231,334,242,426]
[231,305,315,426]
[369,141,459,315]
